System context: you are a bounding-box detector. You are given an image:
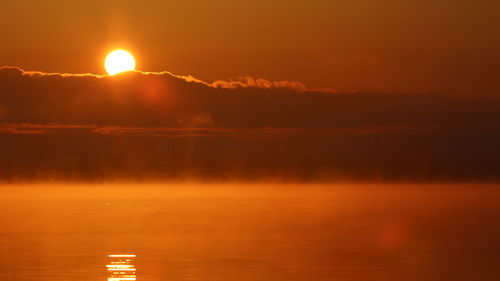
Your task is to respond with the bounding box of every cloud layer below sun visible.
[2,66,500,128]
[1,66,500,182]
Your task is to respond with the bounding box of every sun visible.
[105,50,136,75]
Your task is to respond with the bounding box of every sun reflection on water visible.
[107,254,136,281]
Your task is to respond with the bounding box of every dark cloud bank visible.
[1,66,500,182]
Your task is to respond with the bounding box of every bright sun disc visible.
[105,50,136,75]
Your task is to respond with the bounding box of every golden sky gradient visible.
[1,1,500,182]
[1,0,499,96]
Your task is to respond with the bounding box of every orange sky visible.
[1,0,499,96]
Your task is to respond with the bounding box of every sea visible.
[1,183,499,281]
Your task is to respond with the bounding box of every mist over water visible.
[1,183,500,281]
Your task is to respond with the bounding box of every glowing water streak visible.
[107,254,137,281]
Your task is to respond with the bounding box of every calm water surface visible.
[1,183,500,281]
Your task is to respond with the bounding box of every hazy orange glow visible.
[105,50,136,75]
[1,1,500,280]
